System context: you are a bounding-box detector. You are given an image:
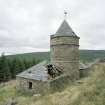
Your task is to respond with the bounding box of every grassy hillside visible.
[80,50,105,62]
[0,63,105,105]
[5,50,105,62]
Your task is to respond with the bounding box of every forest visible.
[0,53,40,83]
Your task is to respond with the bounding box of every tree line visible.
[0,53,40,83]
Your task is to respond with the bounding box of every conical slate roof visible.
[55,20,76,36]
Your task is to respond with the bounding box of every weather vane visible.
[64,10,68,19]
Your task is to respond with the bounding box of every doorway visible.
[28,82,32,89]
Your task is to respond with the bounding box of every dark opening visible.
[29,82,32,89]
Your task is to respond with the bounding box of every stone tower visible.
[50,19,80,79]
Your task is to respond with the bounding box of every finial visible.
[64,10,67,20]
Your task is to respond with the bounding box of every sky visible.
[0,0,105,55]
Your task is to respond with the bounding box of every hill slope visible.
[0,63,105,105]
[6,50,105,62]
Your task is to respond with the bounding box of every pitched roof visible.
[16,61,48,81]
[55,20,76,36]
[17,60,87,81]
[79,62,88,70]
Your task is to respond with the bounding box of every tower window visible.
[28,82,32,89]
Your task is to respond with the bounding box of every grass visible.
[0,63,105,105]
[5,50,105,62]
[0,81,42,105]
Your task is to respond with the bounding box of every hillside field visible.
[0,62,105,105]
[5,50,105,62]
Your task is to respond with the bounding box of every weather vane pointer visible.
[64,10,68,19]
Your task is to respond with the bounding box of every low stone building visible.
[16,61,87,94]
[16,18,87,94]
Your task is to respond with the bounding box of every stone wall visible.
[51,35,79,45]
[79,68,89,77]
[16,77,50,94]
[16,74,75,94]
[50,35,79,79]
[49,74,73,93]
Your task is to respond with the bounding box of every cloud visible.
[0,0,105,55]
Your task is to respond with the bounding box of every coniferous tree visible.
[18,59,25,72]
[0,53,11,82]
[0,57,4,82]
[32,59,36,66]
[23,59,29,69]
[10,59,20,78]
[28,61,33,67]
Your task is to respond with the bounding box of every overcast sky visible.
[0,0,105,55]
